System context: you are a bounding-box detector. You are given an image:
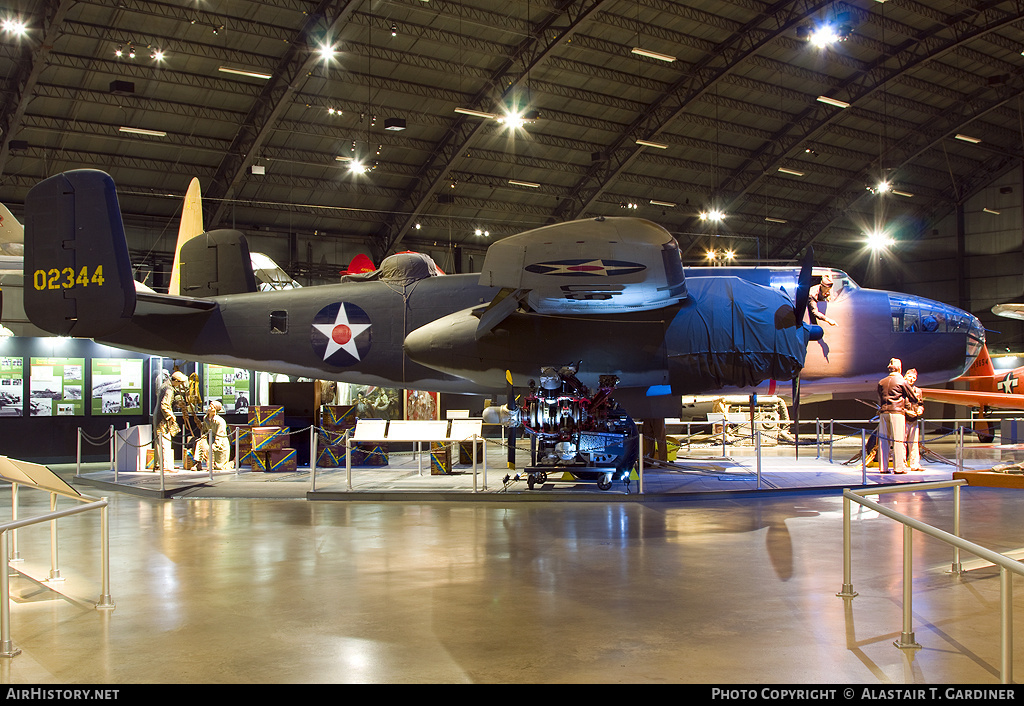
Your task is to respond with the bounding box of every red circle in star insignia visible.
[332,324,352,345]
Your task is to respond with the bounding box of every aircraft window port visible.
[270,310,288,334]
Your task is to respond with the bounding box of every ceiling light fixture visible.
[817,95,850,108]
[508,179,540,188]
[955,133,981,144]
[649,200,676,207]
[219,66,272,80]
[1,18,27,36]
[317,43,336,62]
[118,126,166,137]
[765,217,788,223]
[454,107,498,120]
[777,167,805,176]
[631,47,676,62]
[984,207,1001,214]
[636,139,669,149]
[891,189,913,198]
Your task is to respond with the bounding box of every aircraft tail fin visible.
[168,177,204,296]
[178,230,257,296]
[961,343,998,392]
[24,170,136,337]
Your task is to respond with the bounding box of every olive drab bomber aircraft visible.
[20,170,985,431]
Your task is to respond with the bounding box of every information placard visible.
[91,358,144,415]
[0,356,24,417]
[203,364,251,413]
[29,357,85,416]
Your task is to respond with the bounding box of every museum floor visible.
[3,438,1024,684]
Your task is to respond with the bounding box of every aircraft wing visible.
[992,304,1024,321]
[918,387,1024,410]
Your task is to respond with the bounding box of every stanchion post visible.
[895,523,921,650]
[0,531,20,658]
[108,425,114,472]
[96,498,114,610]
[309,426,318,492]
[829,419,834,463]
[950,483,963,574]
[346,435,352,491]
[957,425,964,472]
[837,493,857,598]
[76,428,82,478]
[755,428,762,489]
[861,428,867,483]
[8,484,19,563]
[46,493,63,583]
[1001,567,1013,684]
[472,435,478,493]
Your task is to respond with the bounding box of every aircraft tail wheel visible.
[597,473,613,491]
[527,476,536,489]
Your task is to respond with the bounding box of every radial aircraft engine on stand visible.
[483,365,638,490]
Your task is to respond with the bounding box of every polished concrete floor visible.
[2,454,1024,684]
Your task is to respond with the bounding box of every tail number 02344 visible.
[33,266,105,291]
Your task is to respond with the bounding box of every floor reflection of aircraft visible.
[19,170,985,430]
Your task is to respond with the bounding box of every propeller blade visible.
[793,247,814,324]
[505,370,517,469]
[792,374,801,459]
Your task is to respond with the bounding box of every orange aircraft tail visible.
[962,344,997,393]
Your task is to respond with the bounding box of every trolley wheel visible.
[527,475,536,489]
[535,471,547,484]
[597,474,613,491]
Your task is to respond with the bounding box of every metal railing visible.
[1,478,113,658]
[839,480,1024,683]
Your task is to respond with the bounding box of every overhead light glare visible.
[2,19,27,36]
[817,95,850,109]
[955,133,981,144]
[809,27,841,48]
[700,209,724,222]
[218,66,272,80]
[317,43,336,62]
[777,167,805,176]
[454,107,498,120]
[636,139,669,149]
[508,179,540,188]
[866,230,895,250]
[631,47,676,62]
[118,126,166,137]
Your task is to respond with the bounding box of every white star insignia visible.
[313,305,371,362]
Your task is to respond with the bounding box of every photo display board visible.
[91,358,144,416]
[202,364,251,414]
[0,356,24,417]
[29,357,85,416]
